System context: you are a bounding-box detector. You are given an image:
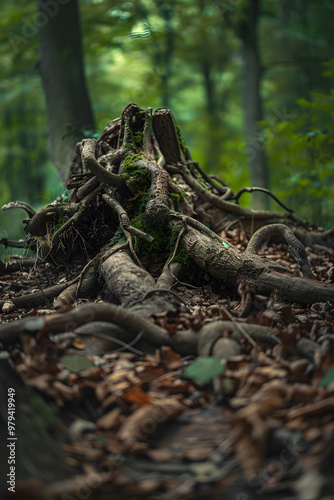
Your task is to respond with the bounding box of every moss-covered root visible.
[80,138,125,188]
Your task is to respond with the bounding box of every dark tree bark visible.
[38,0,95,183]
[199,33,223,171]
[237,0,270,209]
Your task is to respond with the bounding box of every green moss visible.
[169,191,186,200]
[175,125,186,154]
[122,154,151,189]
[172,248,190,266]
[197,179,210,191]
[93,258,101,270]
[119,153,188,263]
[132,215,170,255]
[165,224,190,266]
[108,226,126,247]
[134,130,143,144]
[123,126,143,151]
[126,190,151,218]
[123,154,146,174]
[138,191,151,210]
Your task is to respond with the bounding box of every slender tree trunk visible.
[38,0,95,184]
[200,57,223,172]
[238,0,269,209]
[156,0,174,108]
[199,0,223,172]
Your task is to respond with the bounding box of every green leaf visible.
[318,365,334,388]
[60,354,94,373]
[95,436,108,445]
[185,357,226,384]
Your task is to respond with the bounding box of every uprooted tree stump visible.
[1,104,334,328]
[2,104,334,499]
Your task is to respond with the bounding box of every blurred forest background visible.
[1,0,334,250]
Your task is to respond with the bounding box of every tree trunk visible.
[238,0,270,209]
[155,0,175,108]
[38,0,95,184]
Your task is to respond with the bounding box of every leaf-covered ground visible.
[1,226,334,500]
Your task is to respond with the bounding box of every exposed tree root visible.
[245,223,315,279]
[0,300,277,359]
[1,103,333,333]
[0,276,79,312]
[0,256,36,274]
[0,237,26,249]
[232,186,294,213]
[2,200,36,218]
[178,221,334,304]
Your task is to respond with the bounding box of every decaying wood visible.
[1,103,333,349]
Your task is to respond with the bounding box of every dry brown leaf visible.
[97,407,122,430]
[135,364,164,383]
[53,380,82,400]
[10,478,47,499]
[287,397,334,419]
[121,385,153,406]
[95,380,112,401]
[253,366,288,379]
[63,441,104,461]
[118,397,184,444]
[28,373,54,392]
[159,345,184,370]
[101,393,117,410]
[232,387,286,475]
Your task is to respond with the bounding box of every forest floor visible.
[1,225,334,500]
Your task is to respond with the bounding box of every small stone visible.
[190,296,201,305]
[2,300,15,314]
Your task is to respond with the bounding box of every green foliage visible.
[185,356,226,384]
[318,365,334,389]
[0,0,64,241]
[262,61,334,227]
[60,354,94,373]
